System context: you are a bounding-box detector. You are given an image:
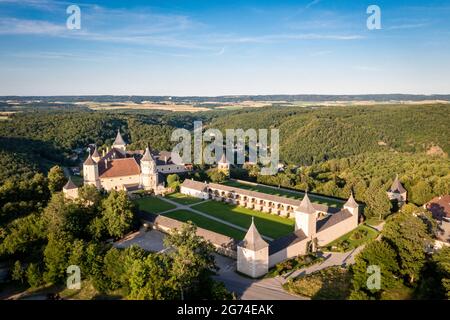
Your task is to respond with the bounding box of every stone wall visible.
[100,174,141,191]
[316,216,358,247]
[237,246,269,278]
[268,238,309,268]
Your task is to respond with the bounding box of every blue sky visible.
[0,0,449,95]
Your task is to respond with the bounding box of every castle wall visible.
[180,186,208,199]
[268,238,309,268]
[100,174,141,191]
[316,215,358,247]
[237,246,269,278]
[157,164,187,174]
[63,188,79,200]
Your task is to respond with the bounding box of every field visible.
[134,196,176,214]
[165,192,205,205]
[323,224,379,252]
[162,209,246,240]
[191,200,294,239]
[223,180,342,207]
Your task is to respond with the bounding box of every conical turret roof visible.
[92,146,100,159]
[141,146,154,161]
[240,217,268,251]
[63,177,78,190]
[113,129,126,146]
[83,154,95,165]
[389,174,406,193]
[297,192,316,214]
[344,192,358,208]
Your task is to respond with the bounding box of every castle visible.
[180,179,359,277]
[80,130,190,193]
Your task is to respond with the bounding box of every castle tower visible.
[217,153,230,177]
[344,192,359,225]
[140,146,158,191]
[387,174,407,206]
[112,129,127,152]
[83,154,100,188]
[63,177,79,200]
[91,146,101,163]
[237,217,269,278]
[294,192,317,237]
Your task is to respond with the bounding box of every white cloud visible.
[0,18,66,35]
[306,0,321,9]
[214,33,364,44]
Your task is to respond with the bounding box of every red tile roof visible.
[426,195,450,219]
[99,158,141,178]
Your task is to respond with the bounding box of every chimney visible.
[164,156,168,164]
[104,159,108,169]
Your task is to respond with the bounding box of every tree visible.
[43,232,71,284]
[208,169,226,183]
[101,191,135,239]
[350,240,400,298]
[11,260,24,283]
[26,263,43,288]
[127,253,176,300]
[382,211,431,283]
[363,186,392,220]
[432,246,450,298]
[47,166,66,193]
[411,181,433,205]
[167,174,180,190]
[164,222,217,299]
[77,184,103,207]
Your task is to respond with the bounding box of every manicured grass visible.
[166,192,204,205]
[323,224,379,252]
[191,200,294,239]
[162,209,246,240]
[134,196,176,214]
[283,266,351,300]
[223,180,342,208]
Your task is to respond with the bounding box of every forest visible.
[0,103,449,299]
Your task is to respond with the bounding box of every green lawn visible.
[283,266,351,300]
[191,200,294,239]
[165,192,204,205]
[323,224,379,252]
[222,180,342,208]
[162,209,246,240]
[134,196,176,214]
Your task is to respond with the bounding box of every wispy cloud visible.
[306,0,321,9]
[213,33,364,44]
[0,18,65,35]
[387,23,429,30]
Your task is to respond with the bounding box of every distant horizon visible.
[2,93,450,98]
